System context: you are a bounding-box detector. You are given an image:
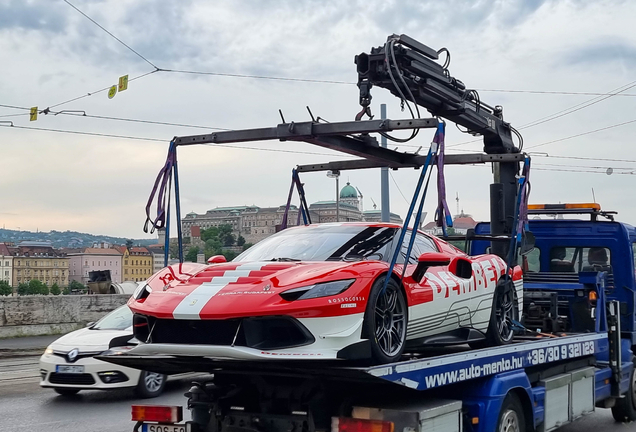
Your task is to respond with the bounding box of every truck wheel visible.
[54,388,80,396]
[497,393,525,432]
[612,360,636,422]
[363,277,407,364]
[135,371,166,398]
[486,279,518,346]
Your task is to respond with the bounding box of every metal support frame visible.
[172,114,523,259]
[296,153,524,173]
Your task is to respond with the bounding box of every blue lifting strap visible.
[380,127,441,295]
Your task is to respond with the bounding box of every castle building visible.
[181,182,403,245]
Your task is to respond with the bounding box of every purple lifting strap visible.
[144,143,176,234]
[434,123,453,230]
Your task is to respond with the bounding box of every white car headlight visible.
[281,279,355,301]
[44,346,53,355]
[101,346,135,356]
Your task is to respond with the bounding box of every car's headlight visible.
[101,346,135,356]
[280,279,355,301]
[44,346,53,355]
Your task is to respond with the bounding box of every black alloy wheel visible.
[487,279,518,346]
[364,277,407,364]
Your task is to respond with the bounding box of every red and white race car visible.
[128,223,523,364]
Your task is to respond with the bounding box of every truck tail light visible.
[332,417,394,432]
[131,405,183,423]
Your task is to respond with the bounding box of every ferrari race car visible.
[128,223,523,364]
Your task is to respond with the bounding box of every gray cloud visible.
[0,0,68,32]
[564,40,636,69]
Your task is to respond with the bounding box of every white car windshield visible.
[234,225,398,262]
[92,305,133,331]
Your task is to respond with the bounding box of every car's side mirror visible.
[86,322,95,328]
[413,252,452,283]
[208,255,227,264]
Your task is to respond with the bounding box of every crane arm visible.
[355,34,518,154]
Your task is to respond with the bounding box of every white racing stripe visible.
[172,263,267,319]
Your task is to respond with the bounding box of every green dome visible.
[340,182,358,199]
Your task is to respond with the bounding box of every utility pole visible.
[327,170,341,222]
[380,104,390,222]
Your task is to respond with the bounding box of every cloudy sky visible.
[1,0,635,239]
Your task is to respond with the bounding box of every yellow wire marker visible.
[108,85,117,99]
[30,106,38,121]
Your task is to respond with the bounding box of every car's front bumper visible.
[39,352,142,390]
[127,313,366,360]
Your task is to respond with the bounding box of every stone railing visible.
[0,294,130,338]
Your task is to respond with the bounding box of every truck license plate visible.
[141,424,186,432]
[56,365,84,374]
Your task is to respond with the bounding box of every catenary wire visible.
[526,117,636,150]
[63,0,159,70]
[0,124,351,157]
[389,171,411,205]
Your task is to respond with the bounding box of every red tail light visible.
[131,405,183,423]
[332,417,394,432]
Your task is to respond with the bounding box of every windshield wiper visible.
[270,257,301,262]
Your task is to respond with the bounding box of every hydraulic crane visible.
[354,34,524,259]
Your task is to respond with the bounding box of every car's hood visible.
[49,327,133,351]
[130,260,385,320]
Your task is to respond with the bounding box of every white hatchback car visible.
[39,305,166,398]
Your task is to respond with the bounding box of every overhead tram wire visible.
[474,89,636,97]
[446,80,636,149]
[63,0,159,70]
[526,117,636,150]
[47,70,158,110]
[3,122,635,176]
[0,123,352,158]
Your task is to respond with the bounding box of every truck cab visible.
[472,204,636,345]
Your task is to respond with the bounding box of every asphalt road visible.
[1,354,636,432]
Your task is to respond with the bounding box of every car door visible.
[397,232,468,340]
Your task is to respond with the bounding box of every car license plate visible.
[56,365,84,374]
[141,424,187,432]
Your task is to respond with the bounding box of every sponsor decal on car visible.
[328,296,365,304]
[341,303,357,308]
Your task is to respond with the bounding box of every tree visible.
[201,227,219,242]
[185,246,200,263]
[50,283,61,295]
[17,283,29,296]
[29,279,48,295]
[126,239,134,248]
[0,281,12,296]
[242,243,253,252]
[237,235,246,247]
[68,280,86,294]
[223,232,236,247]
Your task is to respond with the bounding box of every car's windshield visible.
[234,224,398,262]
[92,305,133,331]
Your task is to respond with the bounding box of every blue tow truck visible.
[103,36,636,432]
[110,203,636,432]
